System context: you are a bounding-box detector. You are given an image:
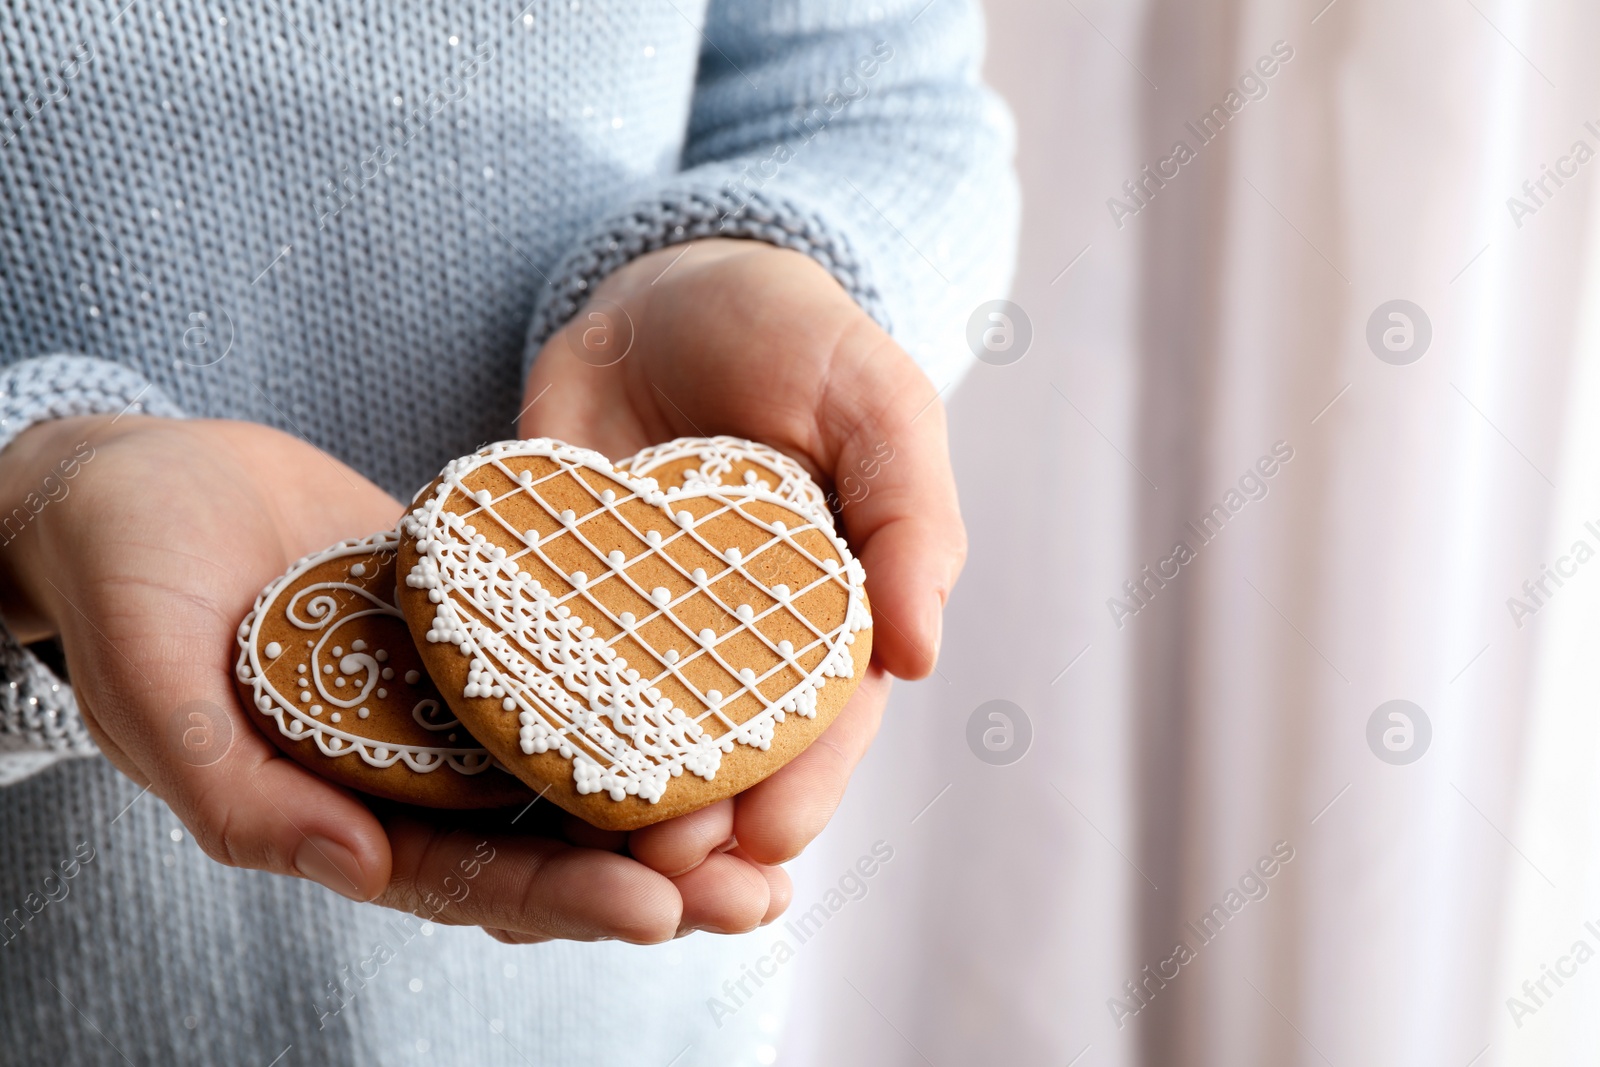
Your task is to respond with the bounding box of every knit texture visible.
[0,0,1017,1062]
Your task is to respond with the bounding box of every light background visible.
[771,0,1600,1063]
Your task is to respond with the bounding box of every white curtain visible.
[767,0,1600,1064]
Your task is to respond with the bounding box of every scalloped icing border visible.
[235,531,499,775]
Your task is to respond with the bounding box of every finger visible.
[672,851,772,936]
[819,323,966,679]
[561,814,629,853]
[380,814,682,944]
[725,847,795,925]
[57,630,393,901]
[628,799,736,876]
[732,666,890,865]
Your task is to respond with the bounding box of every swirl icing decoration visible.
[235,532,498,776]
[399,438,871,815]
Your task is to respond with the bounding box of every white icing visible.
[402,438,870,805]
[618,435,833,524]
[234,531,498,775]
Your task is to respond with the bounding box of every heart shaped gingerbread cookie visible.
[235,533,534,809]
[397,439,872,829]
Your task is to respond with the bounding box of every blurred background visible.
[769,0,1600,1063]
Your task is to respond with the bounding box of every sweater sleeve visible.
[526,0,1020,390]
[0,354,184,785]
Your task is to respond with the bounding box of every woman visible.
[0,0,1016,1061]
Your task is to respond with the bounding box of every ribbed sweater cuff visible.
[0,354,184,783]
[525,168,890,368]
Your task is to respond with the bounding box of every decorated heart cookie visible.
[396,438,872,829]
[618,436,830,521]
[235,533,534,809]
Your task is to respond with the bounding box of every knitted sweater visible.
[0,1,1017,1063]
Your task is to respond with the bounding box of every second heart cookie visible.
[397,438,872,829]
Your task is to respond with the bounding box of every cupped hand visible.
[523,238,966,886]
[0,414,782,943]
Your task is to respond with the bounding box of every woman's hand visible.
[523,238,967,884]
[0,414,780,943]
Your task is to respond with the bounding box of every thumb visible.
[820,328,966,680]
[62,612,392,902]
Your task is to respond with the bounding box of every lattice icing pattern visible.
[235,532,499,774]
[402,439,871,804]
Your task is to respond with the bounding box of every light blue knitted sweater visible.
[0,1,1016,1062]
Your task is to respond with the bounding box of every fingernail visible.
[294,836,369,901]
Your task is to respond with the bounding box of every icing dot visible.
[652,587,671,605]
[692,568,707,584]
[707,689,722,704]
[664,649,679,664]
[358,708,370,718]
[772,521,787,534]
[736,604,753,621]
[349,563,367,577]
[570,571,587,587]
[405,671,421,684]
[297,664,307,674]
[600,489,615,504]
[824,558,840,572]
[607,550,625,568]
[725,547,742,564]
[382,668,394,680]
[675,510,694,528]
[773,584,790,600]
[524,529,540,543]
[699,628,716,645]
[502,697,516,711]
[335,677,346,688]
[264,642,282,658]
[299,693,310,703]
[332,646,343,657]
[375,747,388,759]
[375,649,388,662]
[619,612,635,626]
[739,668,756,683]
[744,470,758,484]
[778,640,794,656]
[560,509,576,524]
[475,490,492,505]
[330,712,342,723]
[377,688,387,698]
[646,530,662,546]
[322,664,333,674]
[298,678,309,688]
[352,640,367,652]
[447,733,457,742]
[311,705,323,716]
